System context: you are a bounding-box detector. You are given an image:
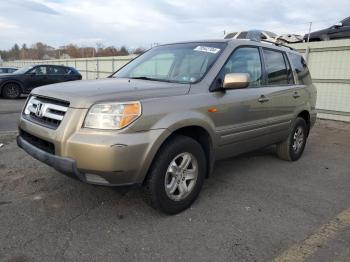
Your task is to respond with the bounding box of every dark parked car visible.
[304,16,350,41]
[0,67,18,74]
[0,65,82,98]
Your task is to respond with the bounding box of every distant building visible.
[42,54,56,60]
[59,53,71,59]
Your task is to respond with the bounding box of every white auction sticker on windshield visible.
[194,46,221,54]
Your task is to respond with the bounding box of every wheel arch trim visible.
[139,121,217,184]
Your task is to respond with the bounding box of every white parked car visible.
[277,34,303,44]
[224,30,278,42]
[225,30,304,44]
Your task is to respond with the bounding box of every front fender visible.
[150,110,219,148]
[135,110,219,183]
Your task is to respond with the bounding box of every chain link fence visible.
[2,55,137,80]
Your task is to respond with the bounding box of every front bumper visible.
[17,102,171,186]
[17,135,88,183]
[17,116,169,186]
[17,135,137,186]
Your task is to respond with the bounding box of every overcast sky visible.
[0,0,349,50]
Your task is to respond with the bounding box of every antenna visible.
[307,22,312,43]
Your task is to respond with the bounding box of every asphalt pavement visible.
[0,97,26,132]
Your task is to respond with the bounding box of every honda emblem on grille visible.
[35,102,44,118]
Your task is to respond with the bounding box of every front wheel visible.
[143,135,206,214]
[276,117,308,161]
[2,83,21,99]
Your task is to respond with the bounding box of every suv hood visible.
[31,78,190,108]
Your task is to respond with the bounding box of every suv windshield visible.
[113,42,227,84]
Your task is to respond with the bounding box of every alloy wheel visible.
[164,152,198,201]
[292,126,304,153]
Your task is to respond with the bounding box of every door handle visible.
[258,95,270,103]
[293,91,301,99]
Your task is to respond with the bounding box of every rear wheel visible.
[276,117,308,161]
[2,83,21,99]
[143,135,206,214]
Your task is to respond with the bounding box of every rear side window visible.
[29,66,47,75]
[289,53,310,84]
[48,66,66,75]
[263,49,290,85]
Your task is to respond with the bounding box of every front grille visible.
[20,129,55,155]
[28,113,61,127]
[23,96,70,129]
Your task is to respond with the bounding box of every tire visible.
[143,135,206,214]
[2,83,21,99]
[276,117,308,161]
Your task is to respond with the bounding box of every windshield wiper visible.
[129,76,176,83]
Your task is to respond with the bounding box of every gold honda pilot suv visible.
[17,39,317,214]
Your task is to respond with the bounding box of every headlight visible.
[23,96,35,115]
[84,101,141,130]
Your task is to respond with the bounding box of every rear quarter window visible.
[289,53,311,85]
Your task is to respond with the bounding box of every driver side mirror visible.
[223,73,250,90]
[334,22,343,28]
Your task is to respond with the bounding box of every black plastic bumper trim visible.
[17,135,86,182]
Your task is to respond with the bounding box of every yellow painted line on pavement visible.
[274,208,350,262]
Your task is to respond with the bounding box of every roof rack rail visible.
[260,39,296,51]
